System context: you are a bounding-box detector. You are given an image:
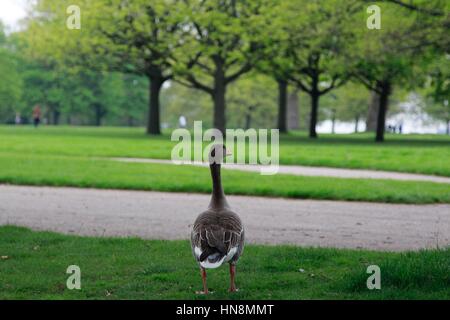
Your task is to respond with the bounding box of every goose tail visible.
[195,247,226,269]
[199,255,226,269]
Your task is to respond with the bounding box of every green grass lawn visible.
[1,125,449,176]
[1,152,449,203]
[0,226,448,300]
[1,125,449,204]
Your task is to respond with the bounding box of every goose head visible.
[208,144,232,165]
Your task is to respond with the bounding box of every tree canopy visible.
[0,0,447,139]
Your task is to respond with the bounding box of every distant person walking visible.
[179,115,187,128]
[32,105,41,128]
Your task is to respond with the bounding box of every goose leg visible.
[229,264,237,292]
[196,267,209,294]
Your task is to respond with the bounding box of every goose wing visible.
[191,209,244,268]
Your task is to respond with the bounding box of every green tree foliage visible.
[422,55,450,134]
[173,0,267,133]
[107,74,149,127]
[26,0,184,134]
[320,83,370,133]
[1,0,447,138]
[351,0,449,141]
[162,73,277,129]
[162,82,213,129]
[0,29,148,126]
[424,100,450,135]
[426,55,450,105]
[0,23,22,123]
[258,0,361,137]
[227,73,278,129]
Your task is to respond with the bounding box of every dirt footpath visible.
[0,185,448,251]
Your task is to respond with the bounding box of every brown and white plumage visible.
[190,144,245,293]
[191,207,245,269]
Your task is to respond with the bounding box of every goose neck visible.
[209,163,229,209]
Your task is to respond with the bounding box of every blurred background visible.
[0,0,448,137]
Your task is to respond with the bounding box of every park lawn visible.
[0,152,449,204]
[1,125,449,176]
[0,226,448,300]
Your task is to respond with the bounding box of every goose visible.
[191,144,245,294]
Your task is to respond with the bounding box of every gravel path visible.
[111,157,450,184]
[1,185,448,251]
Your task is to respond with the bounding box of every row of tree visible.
[0,21,151,126]
[7,0,450,140]
[0,23,371,130]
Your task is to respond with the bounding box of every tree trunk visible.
[210,58,227,134]
[147,76,164,135]
[366,91,379,132]
[127,116,134,127]
[287,88,300,130]
[309,93,319,138]
[94,104,103,127]
[53,110,60,125]
[331,109,336,134]
[446,119,450,135]
[244,105,255,130]
[375,81,391,142]
[49,106,60,125]
[212,83,226,134]
[354,115,359,133]
[245,112,251,130]
[277,79,288,133]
